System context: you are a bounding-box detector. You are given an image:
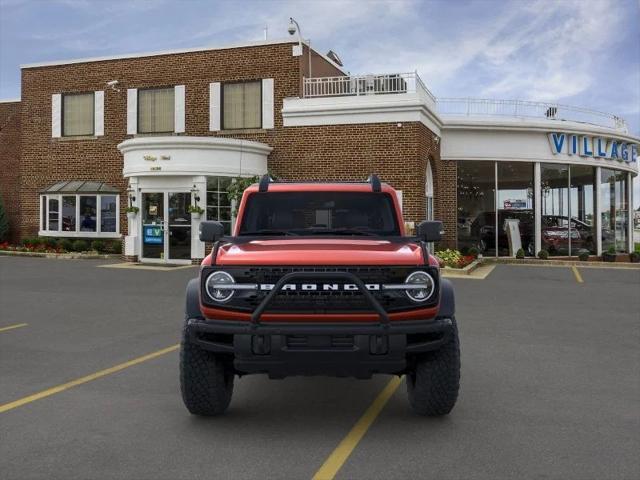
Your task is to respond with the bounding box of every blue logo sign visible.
[143,226,163,245]
[548,132,638,163]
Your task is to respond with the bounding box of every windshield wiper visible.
[240,229,299,236]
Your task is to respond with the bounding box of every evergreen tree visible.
[0,195,9,242]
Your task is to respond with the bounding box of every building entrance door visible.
[141,191,191,263]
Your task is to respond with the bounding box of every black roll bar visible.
[250,271,390,329]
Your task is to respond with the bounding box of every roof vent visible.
[326,50,343,67]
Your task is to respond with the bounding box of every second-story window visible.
[138,87,174,133]
[222,81,261,129]
[63,92,94,136]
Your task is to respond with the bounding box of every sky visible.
[0,0,639,204]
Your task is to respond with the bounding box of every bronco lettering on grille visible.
[258,283,381,291]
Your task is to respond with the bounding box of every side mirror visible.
[199,221,225,243]
[416,220,443,242]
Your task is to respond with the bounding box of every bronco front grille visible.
[201,265,439,314]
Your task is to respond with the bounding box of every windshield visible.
[238,191,400,236]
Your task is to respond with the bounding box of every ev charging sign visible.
[548,132,638,164]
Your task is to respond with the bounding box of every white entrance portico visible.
[118,136,271,263]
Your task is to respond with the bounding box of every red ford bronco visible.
[181,175,460,416]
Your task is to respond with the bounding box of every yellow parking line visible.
[0,344,179,414]
[0,323,28,333]
[571,266,584,283]
[312,376,403,480]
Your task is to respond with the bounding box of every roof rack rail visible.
[367,174,381,192]
[258,174,271,192]
[256,174,383,192]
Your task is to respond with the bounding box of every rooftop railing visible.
[301,74,628,132]
[303,72,436,103]
[435,98,628,132]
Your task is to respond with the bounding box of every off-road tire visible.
[406,317,460,416]
[180,321,234,416]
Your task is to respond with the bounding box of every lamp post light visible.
[288,17,312,79]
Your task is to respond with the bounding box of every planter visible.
[191,212,201,220]
[629,252,640,263]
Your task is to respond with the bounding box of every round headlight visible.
[205,271,235,303]
[405,271,435,302]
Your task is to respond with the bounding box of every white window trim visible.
[174,85,185,133]
[127,88,137,135]
[38,193,121,238]
[94,90,104,136]
[262,78,274,129]
[209,82,221,131]
[51,93,62,138]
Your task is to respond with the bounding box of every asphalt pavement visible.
[0,257,638,480]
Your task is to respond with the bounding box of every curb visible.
[0,250,120,260]
[485,257,640,269]
[440,259,482,275]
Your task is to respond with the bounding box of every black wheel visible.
[180,320,234,416]
[406,317,460,416]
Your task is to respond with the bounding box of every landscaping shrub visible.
[468,247,479,258]
[42,237,57,248]
[630,252,640,263]
[436,249,462,267]
[59,239,73,252]
[91,240,105,252]
[72,239,89,252]
[21,237,38,247]
[537,249,549,260]
[577,249,590,261]
[104,240,122,254]
[515,248,525,259]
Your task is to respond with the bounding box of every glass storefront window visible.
[497,162,534,256]
[48,197,59,231]
[206,176,233,235]
[569,165,596,254]
[541,164,569,256]
[41,196,47,231]
[457,161,496,256]
[79,196,97,232]
[62,196,76,232]
[601,169,628,253]
[100,195,117,233]
[40,193,118,236]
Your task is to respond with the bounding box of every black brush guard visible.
[187,271,452,377]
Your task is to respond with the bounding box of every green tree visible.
[0,195,9,242]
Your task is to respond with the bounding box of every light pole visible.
[288,17,312,80]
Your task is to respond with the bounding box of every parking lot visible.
[0,257,638,480]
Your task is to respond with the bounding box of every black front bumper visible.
[186,317,453,378]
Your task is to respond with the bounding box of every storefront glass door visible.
[167,192,191,261]
[141,192,191,263]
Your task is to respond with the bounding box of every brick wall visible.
[0,101,21,242]
[18,42,303,240]
[15,40,444,248]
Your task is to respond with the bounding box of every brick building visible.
[0,38,637,262]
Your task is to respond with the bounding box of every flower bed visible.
[0,237,121,255]
[435,249,476,269]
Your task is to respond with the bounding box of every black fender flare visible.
[437,278,455,319]
[185,277,203,319]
